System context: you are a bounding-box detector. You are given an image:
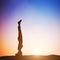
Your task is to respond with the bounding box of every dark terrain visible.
[0,55,60,60]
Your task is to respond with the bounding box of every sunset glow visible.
[0,0,60,56]
[32,49,42,55]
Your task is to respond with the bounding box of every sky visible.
[0,0,60,56]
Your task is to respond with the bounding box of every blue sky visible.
[0,0,60,56]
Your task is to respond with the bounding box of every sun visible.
[32,49,42,55]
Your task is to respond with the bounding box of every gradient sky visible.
[0,0,60,56]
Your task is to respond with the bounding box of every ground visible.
[0,55,60,60]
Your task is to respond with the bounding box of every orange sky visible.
[0,0,60,56]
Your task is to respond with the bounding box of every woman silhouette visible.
[16,20,23,56]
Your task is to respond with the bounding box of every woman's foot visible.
[18,20,22,25]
